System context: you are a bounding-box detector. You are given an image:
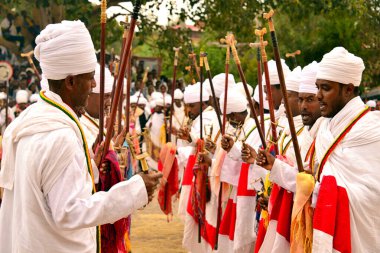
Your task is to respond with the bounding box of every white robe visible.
[312,96,380,252]
[0,90,148,253]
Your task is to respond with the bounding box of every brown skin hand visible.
[48,71,96,117]
[86,92,112,119]
[299,92,321,127]
[316,80,356,118]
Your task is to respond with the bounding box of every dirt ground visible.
[131,198,187,253]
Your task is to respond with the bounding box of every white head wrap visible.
[174,88,184,100]
[149,100,156,109]
[219,88,248,114]
[151,91,162,101]
[263,59,291,85]
[93,63,114,93]
[155,97,165,107]
[253,85,269,110]
[29,93,39,103]
[212,73,236,98]
[316,47,365,86]
[236,82,254,97]
[203,79,211,97]
[0,92,6,100]
[286,66,302,92]
[130,96,138,104]
[183,82,210,104]
[40,74,49,91]
[299,61,319,94]
[34,20,97,80]
[138,96,148,105]
[16,90,29,104]
[366,100,376,108]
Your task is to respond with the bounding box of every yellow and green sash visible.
[40,91,101,253]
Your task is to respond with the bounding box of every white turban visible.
[130,96,138,104]
[138,96,148,105]
[0,92,6,100]
[40,74,49,91]
[149,100,156,109]
[219,88,248,114]
[203,79,211,97]
[151,91,162,101]
[212,73,236,98]
[263,59,291,85]
[174,88,184,100]
[155,97,165,107]
[316,47,365,86]
[184,82,210,104]
[366,100,376,108]
[236,82,254,97]
[286,66,302,92]
[253,85,269,110]
[299,61,319,94]
[29,93,39,103]
[93,63,114,94]
[16,90,29,104]
[164,95,172,105]
[34,20,97,80]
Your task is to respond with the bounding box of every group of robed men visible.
[0,19,379,253]
[173,48,380,253]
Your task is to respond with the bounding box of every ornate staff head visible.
[20,50,34,64]
[173,46,181,66]
[263,9,275,31]
[100,0,107,24]
[286,50,301,58]
[255,28,269,62]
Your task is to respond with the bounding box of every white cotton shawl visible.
[314,96,380,252]
[0,91,81,190]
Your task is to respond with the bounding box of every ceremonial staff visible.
[249,42,265,136]
[219,33,231,134]
[286,50,301,68]
[133,67,149,114]
[124,52,132,134]
[226,33,267,148]
[20,51,41,81]
[264,10,304,172]
[168,47,181,142]
[99,0,142,169]
[201,53,223,130]
[98,0,107,143]
[255,29,278,154]
[188,41,200,81]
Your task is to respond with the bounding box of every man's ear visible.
[345,84,355,98]
[64,75,75,91]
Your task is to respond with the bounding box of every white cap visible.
[299,61,319,94]
[317,47,365,86]
[236,82,254,97]
[212,73,236,98]
[286,66,302,92]
[263,59,291,85]
[183,82,210,104]
[366,100,376,108]
[29,93,39,103]
[253,85,269,110]
[34,20,97,80]
[219,87,248,114]
[174,88,184,100]
[16,90,29,104]
[93,63,113,94]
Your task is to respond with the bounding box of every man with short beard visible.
[311,47,380,252]
[0,20,162,253]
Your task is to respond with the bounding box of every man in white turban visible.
[0,20,162,253]
[172,88,185,142]
[308,47,380,252]
[0,91,15,135]
[13,89,30,117]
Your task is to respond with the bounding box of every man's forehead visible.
[299,92,317,98]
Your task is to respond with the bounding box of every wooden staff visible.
[201,53,223,130]
[168,47,181,142]
[188,41,200,81]
[99,0,141,168]
[219,33,231,135]
[98,0,107,143]
[124,52,132,134]
[286,50,301,68]
[227,33,267,148]
[133,67,149,114]
[249,42,266,136]
[20,51,41,81]
[264,10,304,172]
[255,28,278,154]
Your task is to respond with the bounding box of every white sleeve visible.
[47,153,148,231]
[269,158,298,193]
[311,181,320,208]
[228,142,243,161]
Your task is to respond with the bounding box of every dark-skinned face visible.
[160,85,167,93]
[155,105,164,113]
[298,92,321,126]
[264,85,282,110]
[69,72,96,114]
[227,111,247,128]
[316,80,355,118]
[174,99,182,107]
[187,102,202,120]
[285,91,300,118]
[85,92,111,119]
